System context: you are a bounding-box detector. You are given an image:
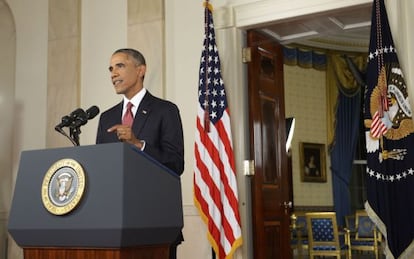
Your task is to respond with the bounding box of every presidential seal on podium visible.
[41,158,86,215]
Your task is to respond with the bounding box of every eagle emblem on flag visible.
[365,62,414,162]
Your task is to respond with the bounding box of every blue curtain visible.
[330,90,361,226]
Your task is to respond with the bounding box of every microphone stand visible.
[55,127,78,146]
[69,126,81,146]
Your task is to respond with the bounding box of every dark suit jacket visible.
[96,91,184,175]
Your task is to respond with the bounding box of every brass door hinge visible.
[242,47,251,63]
[243,160,255,176]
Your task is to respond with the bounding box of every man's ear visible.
[138,65,146,79]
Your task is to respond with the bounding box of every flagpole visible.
[205,1,215,257]
[204,2,216,258]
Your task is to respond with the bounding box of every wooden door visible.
[247,30,293,259]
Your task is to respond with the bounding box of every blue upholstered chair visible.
[306,212,351,259]
[290,212,309,258]
[350,210,381,259]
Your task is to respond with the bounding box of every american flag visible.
[370,110,388,138]
[193,2,242,258]
[364,0,414,258]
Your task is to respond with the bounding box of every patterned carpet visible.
[293,250,385,258]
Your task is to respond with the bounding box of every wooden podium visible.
[8,143,183,259]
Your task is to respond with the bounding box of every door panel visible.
[247,30,292,259]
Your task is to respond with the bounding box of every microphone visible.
[54,106,100,146]
[71,105,100,128]
[85,105,100,120]
[55,108,86,130]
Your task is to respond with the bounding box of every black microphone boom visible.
[54,115,72,130]
[54,108,85,130]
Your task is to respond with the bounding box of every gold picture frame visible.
[300,142,326,182]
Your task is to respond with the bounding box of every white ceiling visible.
[259,3,372,52]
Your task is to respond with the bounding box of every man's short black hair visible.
[113,48,146,66]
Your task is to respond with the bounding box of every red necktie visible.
[122,102,134,127]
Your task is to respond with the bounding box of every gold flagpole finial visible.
[203,1,213,12]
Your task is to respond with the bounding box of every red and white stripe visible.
[371,110,388,138]
[194,105,242,259]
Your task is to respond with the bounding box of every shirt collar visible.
[123,88,146,110]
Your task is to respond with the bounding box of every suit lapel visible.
[114,102,123,125]
[132,92,152,136]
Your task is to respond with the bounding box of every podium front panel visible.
[8,143,183,248]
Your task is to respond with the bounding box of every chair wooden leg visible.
[297,247,302,259]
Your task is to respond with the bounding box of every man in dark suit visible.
[96,48,184,258]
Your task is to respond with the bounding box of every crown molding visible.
[212,0,372,31]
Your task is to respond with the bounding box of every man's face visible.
[109,52,145,99]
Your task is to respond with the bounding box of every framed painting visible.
[299,142,326,182]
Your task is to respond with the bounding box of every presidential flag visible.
[193,1,243,258]
[364,0,414,258]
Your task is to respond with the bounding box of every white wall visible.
[7,0,48,151]
[164,1,213,258]
[0,1,15,257]
[80,0,128,145]
[0,0,15,215]
[6,2,48,258]
[386,0,414,106]
[165,0,204,207]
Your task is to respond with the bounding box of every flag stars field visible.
[368,45,395,60]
